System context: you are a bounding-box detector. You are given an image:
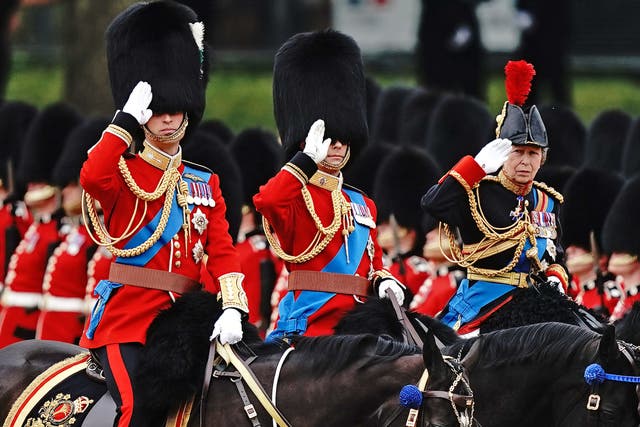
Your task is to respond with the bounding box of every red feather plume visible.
[504,60,536,106]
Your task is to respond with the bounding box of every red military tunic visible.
[572,274,621,317]
[0,202,32,285]
[0,219,60,348]
[36,224,94,343]
[84,246,113,316]
[254,152,389,337]
[387,255,431,296]
[79,124,241,349]
[411,264,465,317]
[610,280,640,322]
[236,233,282,334]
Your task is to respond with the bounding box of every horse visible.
[445,322,640,427]
[0,291,475,427]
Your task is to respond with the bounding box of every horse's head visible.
[393,331,475,427]
[569,325,640,427]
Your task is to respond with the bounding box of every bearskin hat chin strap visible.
[319,146,351,173]
[143,113,189,146]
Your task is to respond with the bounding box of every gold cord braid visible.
[263,185,352,263]
[437,180,539,277]
[82,158,183,257]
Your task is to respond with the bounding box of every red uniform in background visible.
[387,255,431,296]
[411,264,465,317]
[0,219,60,347]
[36,223,94,343]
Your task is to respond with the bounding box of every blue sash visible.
[442,189,556,329]
[268,188,370,340]
[85,165,210,339]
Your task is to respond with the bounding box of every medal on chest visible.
[191,207,208,235]
[530,211,557,239]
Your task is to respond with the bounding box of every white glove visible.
[378,279,405,306]
[547,276,565,294]
[474,138,512,174]
[210,308,243,345]
[122,81,153,125]
[303,119,332,164]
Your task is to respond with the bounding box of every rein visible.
[385,288,423,348]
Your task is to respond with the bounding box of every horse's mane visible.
[448,322,600,369]
[286,334,420,375]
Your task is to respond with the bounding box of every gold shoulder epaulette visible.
[533,181,564,203]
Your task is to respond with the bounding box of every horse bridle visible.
[380,355,476,427]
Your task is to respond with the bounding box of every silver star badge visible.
[192,240,204,264]
[546,238,557,261]
[191,208,208,235]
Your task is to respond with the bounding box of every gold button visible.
[174,260,181,268]
[173,235,179,241]
[174,241,180,249]
[175,251,181,258]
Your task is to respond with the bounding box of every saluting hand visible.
[123,81,153,125]
[303,119,332,164]
[474,138,512,174]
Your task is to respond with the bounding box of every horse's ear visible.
[423,330,446,374]
[598,324,619,366]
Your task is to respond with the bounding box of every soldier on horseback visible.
[79,2,247,426]
[421,60,569,335]
[254,29,407,339]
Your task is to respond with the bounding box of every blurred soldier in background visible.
[562,168,623,317]
[35,117,108,343]
[0,102,81,348]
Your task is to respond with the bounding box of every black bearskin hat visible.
[496,61,547,148]
[17,102,82,185]
[602,174,640,255]
[561,168,623,252]
[365,75,382,130]
[426,93,493,170]
[106,1,209,133]
[274,29,368,162]
[370,85,412,145]
[538,105,585,167]
[343,142,393,196]
[229,127,283,208]
[397,88,442,148]
[583,109,631,172]
[198,119,235,145]
[182,131,243,243]
[0,101,37,190]
[53,117,110,188]
[622,117,640,178]
[373,146,442,231]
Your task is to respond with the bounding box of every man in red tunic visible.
[36,118,109,343]
[79,3,247,426]
[254,30,405,339]
[0,102,81,348]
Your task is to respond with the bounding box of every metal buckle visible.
[405,408,419,427]
[587,394,601,410]
[244,404,257,419]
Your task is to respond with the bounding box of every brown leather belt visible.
[287,270,370,297]
[109,263,201,294]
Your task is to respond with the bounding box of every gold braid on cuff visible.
[218,272,249,313]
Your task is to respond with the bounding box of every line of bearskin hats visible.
[369,85,412,145]
[583,109,632,172]
[373,146,442,240]
[343,142,393,196]
[16,102,82,186]
[53,117,111,188]
[229,127,283,210]
[397,87,442,148]
[182,130,243,243]
[561,167,624,252]
[106,0,209,141]
[495,60,548,148]
[274,29,368,163]
[537,105,585,168]
[425,93,493,171]
[0,101,37,191]
[602,173,640,256]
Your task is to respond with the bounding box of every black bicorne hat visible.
[495,60,548,148]
[274,29,368,162]
[106,1,209,134]
[561,167,623,252]
[53,117,111,188]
